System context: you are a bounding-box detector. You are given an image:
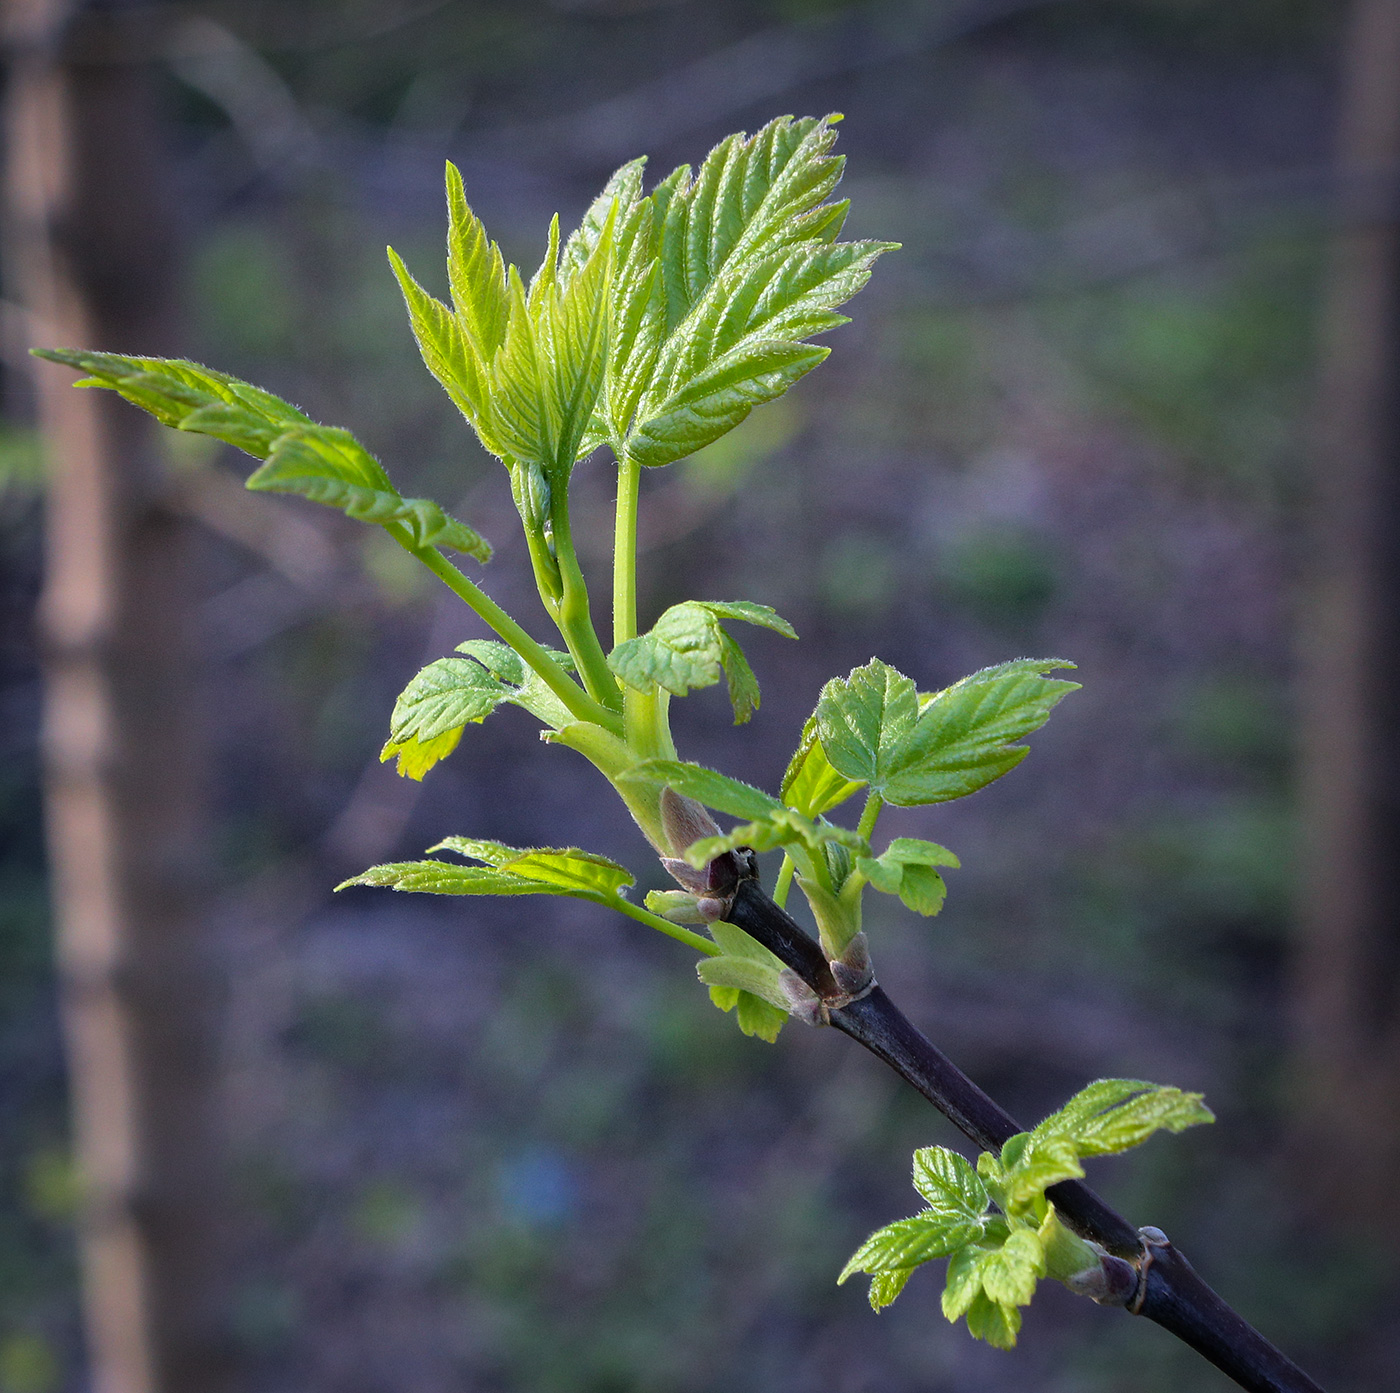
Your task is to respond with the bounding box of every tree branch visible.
[722,877,1326,1393]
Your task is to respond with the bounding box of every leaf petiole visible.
[610,897,722,957]
[401,528,623,735]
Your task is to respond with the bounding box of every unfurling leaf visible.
[857,837,960,916]
[608,600,796,723]
[33,350,491,560]
[781,716,865,818]
[911,1146,988,1218]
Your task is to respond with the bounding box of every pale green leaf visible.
[696,955,788,1012]
[430,837,634,899]
[998,1135,1085,1212]
[911,1147,988,1218]
[780,717,865,818]
[35,350,492,560]
[706,919,786,968]
[379,726,464,782]
[248,426,491,558]
[734,990,787,1042]
[384,657,511,746]
[387,246,488,430]
[611,115,896,465]
[941,1245,989,1322]
[338,861,551,896]
[445,161,510,358]
[32,349,310,454]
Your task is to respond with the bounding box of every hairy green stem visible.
[611,898,720,957]
[856,790,884,844]
[613,449,641,648]
[403,535,622,735]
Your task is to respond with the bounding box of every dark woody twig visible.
[718,873,1326,1393]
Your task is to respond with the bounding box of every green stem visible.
[403,535,622,735]
[856,791,884,845]
[773,854,796,909]
[613,449,640,647]
[611,897,720,957]
[550,490,623,711]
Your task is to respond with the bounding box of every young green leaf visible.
[380,727,465,783]
[963,1290,1022,1350]
[1033,1079,1215,1158]
[816,657,1078,806]
[857,838,960,916]
[33,349,491,560]
[881,659,1079,805]
[606,115,897,467]
[911,1147,988,1219]
[815,658,921,788]
[379,643,576,779]
[607,600,795,723]
[994,1135,1086,1213]
[867,1268,914,1312]
[384,657,511,741]
[32,348,310,451]
[339,839,634,904]
[839,1213,983,1281]
[780,716,865,818]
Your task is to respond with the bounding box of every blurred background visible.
[1,1,1397,1390]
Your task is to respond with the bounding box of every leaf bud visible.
[1063,1252,1139,1306]
[779,968,825,1027]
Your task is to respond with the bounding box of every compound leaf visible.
[880,659,1079,806]
[34,350,491,560]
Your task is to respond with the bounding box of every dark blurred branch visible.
[722,877,1325,1393]
[1295,0,1400,1238]
[4,1,230,1390]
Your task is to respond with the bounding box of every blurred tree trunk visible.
[4,2,230,1389]
[1295,0,1400,1234]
